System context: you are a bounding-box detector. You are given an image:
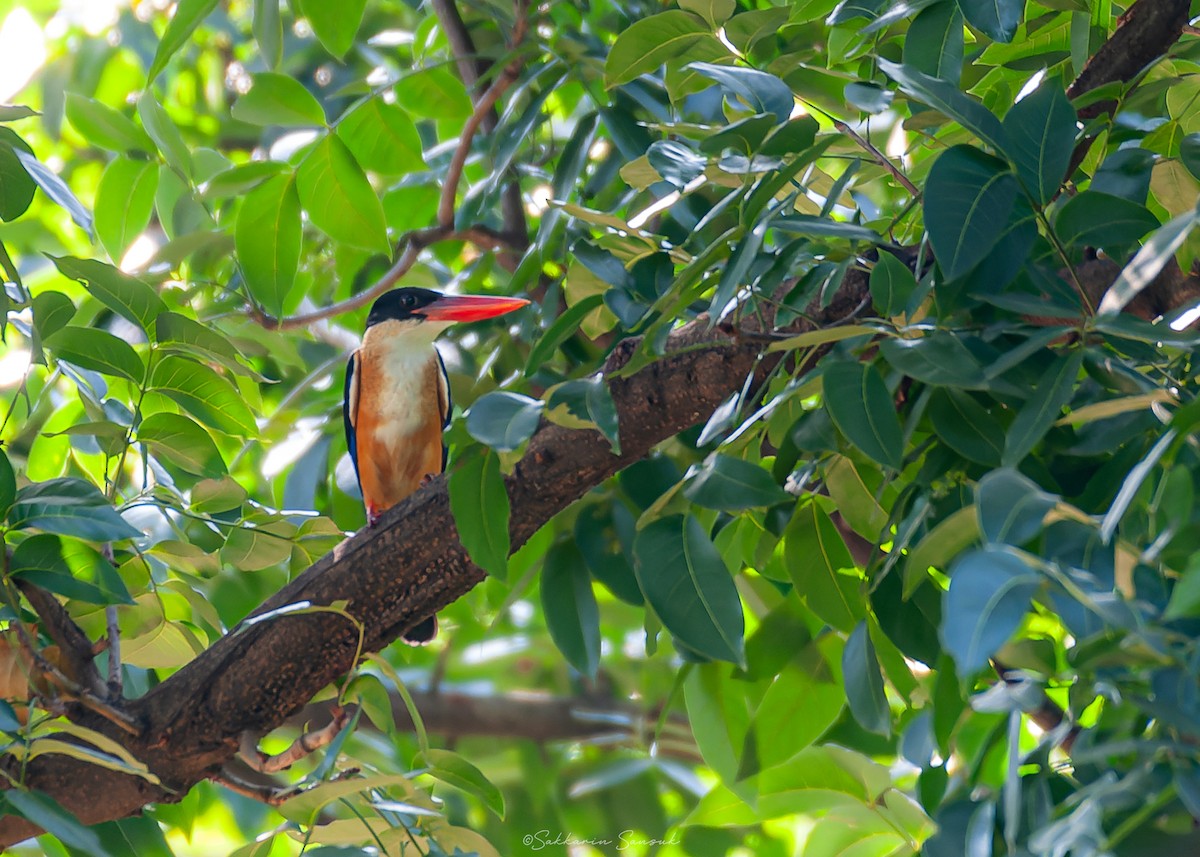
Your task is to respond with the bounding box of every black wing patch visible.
[435,349,451,471]
[343,351,361,486]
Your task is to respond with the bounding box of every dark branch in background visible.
[0,0,1189,844]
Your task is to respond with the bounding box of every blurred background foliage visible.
[0,0,1199,854]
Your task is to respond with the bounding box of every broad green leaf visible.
[45,326,144,382]
[976,468,1057,545]
[14,149,93,234]
[771,215,882,243]
[2,790,113,857]
[394,67,473,120]
[903,505,979,596]
[137,92,193,177]
[822,360,903,470]
[869,251,918,315]
[766,324,876,352]
[253,0,282,69]
[925,145,1018,280]
[48,255,166,334]
[200,161,289,199]
[822,454,888,540]
[298,0,367,58]
[121,616,202,668]
[575,506,642,605]
[845,81,894,114]
[10,533,134,605]
[904,3,964,85]
[544,376,621,453]
[1002,349,1083,465]
[685,454,786,511]
[232,73,326,127]
[32,291,75,341]
[681,0,736,25]
[843,621,890,735]
[1165,554,1200,619]
[337,100,424,175]
[688,62,795,121]
[1098,208,1200,315]
[685,664,751,782]
[0,105,37,121]
[64,93,153,154]
[236,173,301,316]
[415,749,505,818]
[0,449,14,519]
[879,331,989,388]
[150,354,257,435]
[448,447,510,579]
[1055,191,1160,248]
[0,129,35,220]
[605,11,717,88]
[138,412,226,478]
[942,546,1039,676]
[10,479,142,541]
[740,658,845,777]
[190,476,248,514]
[465,392,544,452]
[879,59,1008,153]
[540,541,601,677]
[278,774,419,823]
[222,525,294,570]
[784,500,864,632]
[525,294,604,372]
[634,515,745,666]
[957,0,1021,42]
[95,157,159,260]
[928,388,1005,465]
[710,223,763,317]
[1003,82,1077,204]
[296,134,389,254]
[148,0,220,80]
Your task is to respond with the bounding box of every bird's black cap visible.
[365,287,442,327]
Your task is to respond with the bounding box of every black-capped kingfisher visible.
[343,287,529,643]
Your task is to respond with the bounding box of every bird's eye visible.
[400,293,416,308]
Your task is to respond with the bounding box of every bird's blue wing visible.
[343,351,361,485]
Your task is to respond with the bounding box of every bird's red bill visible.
[422,294,530,322]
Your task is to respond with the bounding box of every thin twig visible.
[831,118,921,199]
[14,580,102,695]
[239,706,354,774]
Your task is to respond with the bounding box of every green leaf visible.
[232,73,326,127]
[822,360,903,470]
[1055,191,1160,249]
[10,533,134,605]
[1165,554,1200,619]
[222,525,294,571]
[137,92,193,178]
[683,454,787,511]
[771,215,882,243]
[14,149,93,234]
[879,332,989,388]
[739,659,845,778]
[236,173,300,316]
[823,454,888,540]
[465,392,544,452]
[64,93,154,154]
[634,515,745,666]
[1002,349,1083,465]
[976,468,1057,546]
[680,0,736,25]
[687,62,795,121]
[925,145,1018,280]
[0,448,15,519]
[957,0,1021,42]
[337,100,424,175]
[297,0,367,58]
[1097,208,1200,315]
[10,483,141,542]
[190,476,248,513]
[0,129,35,221]
[843,621,890,735]
[544,376,621,453]
[138,412,226,478]
[540,541,601,677]
[200,161,288,199]
[32,291,75,341]
[416,748,505,818]
[394,68,473,120]
[45,326,144,382]
[149,354,257,435]
[928,388,1005,465]
[148,0,220,80]
[784,500,864,632]
[2,790,113,857]
[942,547,1039,676]
[48,255,167,334]
[0,105,37,122]
[253,0,282,69]
[1099,428,1177,544]
[903,3,964,85]
[448,447,510,579]
[605,11,716,88]
[878,59,1008,154]
[296,134,389,254]
[845,81,894,114]
[1003,82,1077,204]
[95,157,159,261]
[869,250,918,315]
[710,223,764,318]
[525,294,604,373]
[904,505,980,596]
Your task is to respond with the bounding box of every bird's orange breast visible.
[353,341,447,519]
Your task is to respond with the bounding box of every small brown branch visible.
[104,607,121,699]
[832,119,920,199]
[240,706,354,774]
[436,7,530,229]
[15,580,102,696]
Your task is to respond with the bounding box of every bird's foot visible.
[366,505,381,528]
[419,473,436,488]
